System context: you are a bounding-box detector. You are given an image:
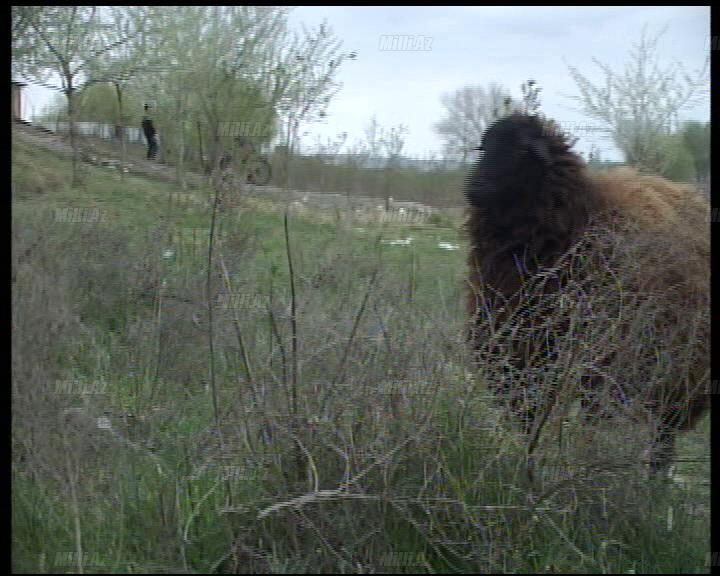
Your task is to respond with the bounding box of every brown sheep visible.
[465,112,709,472]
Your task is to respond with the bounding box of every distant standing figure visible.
[141,104,158,160]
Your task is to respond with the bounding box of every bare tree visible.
[364,115,383,159]
[11,6,45,53]
[587,143,603,165]
[273,21,356,159]
[567,26,708,172]
[521,79,542,115]
[13,6,140,186]
[381,124,408,160]
[381,122,408,211]
[433,84,516,163]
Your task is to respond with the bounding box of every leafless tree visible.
[566,26,708,172]
[380,122,408,211]
[521,79,542,115]
[433,84,516,163]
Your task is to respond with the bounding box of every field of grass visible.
[12,129,709,574]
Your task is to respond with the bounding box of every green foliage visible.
[14,6,350,182]
[680,121,710,181]
[73,83,145,124]
[655,132,696,182]
[12,132,709,574]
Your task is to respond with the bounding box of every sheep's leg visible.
[647,391,707,474]
[648,426,676,474]
[502,362,545,435]
[526,382,557,440]
[579,376,605,419]
[579,376,623,420]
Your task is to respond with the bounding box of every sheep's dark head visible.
[466,113,568,209]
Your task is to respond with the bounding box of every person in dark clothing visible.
[141,104,158,160]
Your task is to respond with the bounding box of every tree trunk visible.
[283,116,294,189]
[175,96,186,190]
[66,79,80,188]
[197,120,206,175]
[115,83,126,182]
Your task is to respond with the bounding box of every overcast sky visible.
[20,6,709,161]
[288,5,710,161]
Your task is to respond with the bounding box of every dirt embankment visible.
[13,121,457,225]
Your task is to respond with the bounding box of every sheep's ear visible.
[528,138,551,165]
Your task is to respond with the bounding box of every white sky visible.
[19,6,710,162]
[288,5,710,161]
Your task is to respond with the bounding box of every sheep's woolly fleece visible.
[465,112,708,467]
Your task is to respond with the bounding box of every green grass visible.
[12,129,709,573]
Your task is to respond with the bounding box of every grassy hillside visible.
[12,129,708,574]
